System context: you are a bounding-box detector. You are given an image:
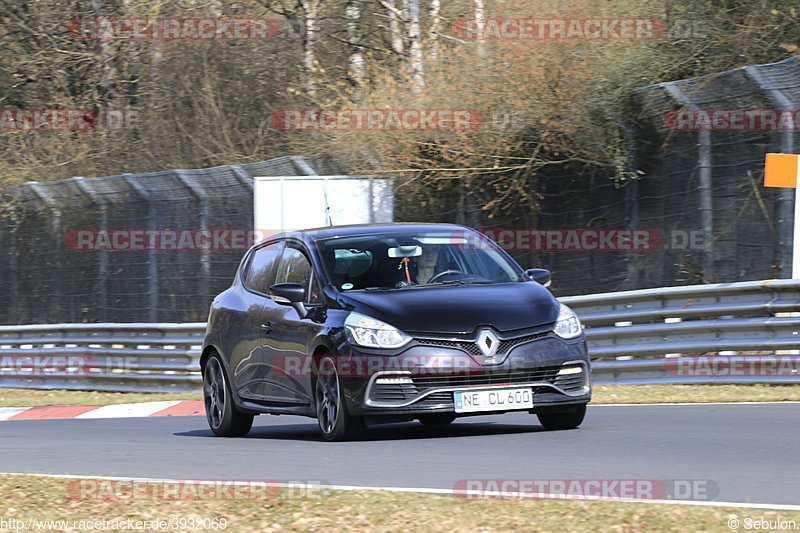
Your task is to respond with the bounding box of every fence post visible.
[27,183,63,322]
[123,174,159,322]
[744,66,796,278]
[174,170,210,312]
[230,165,254,192]
[72,177,109,322]
[663,83,714,282]
[7,203,19,323]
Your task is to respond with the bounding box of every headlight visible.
[344,312,412,349]
[553,303,582,339]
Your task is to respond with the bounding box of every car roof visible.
[254,222,472,247]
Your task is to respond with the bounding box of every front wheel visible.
[536,404,586,430]
[203,354,254,437]
[315,357,365,441]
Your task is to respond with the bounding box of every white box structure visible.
[253,175,394,234]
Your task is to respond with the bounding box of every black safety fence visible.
[404,56,798,297]
[2,57,798,323]
[0,154,345,324]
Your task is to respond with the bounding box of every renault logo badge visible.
[476,329,500,360]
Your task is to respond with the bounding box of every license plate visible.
[454,387,533,413]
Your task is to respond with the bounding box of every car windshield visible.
[317,229,524,290]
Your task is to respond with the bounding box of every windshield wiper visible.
[431,279,493,286]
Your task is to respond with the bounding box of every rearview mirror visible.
[388,245,422,258]
[525,268,551,287]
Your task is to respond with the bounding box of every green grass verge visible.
[0,388,201,407]
[1,384,798,408]
[1,474,798,532]
[591,384,800,404]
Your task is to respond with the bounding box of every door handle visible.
[261,322,272,334]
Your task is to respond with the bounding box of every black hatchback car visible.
[202,223,590,440]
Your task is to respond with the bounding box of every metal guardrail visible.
[0,280,798,392]
[561,279,800,385]
[0,323,206,393]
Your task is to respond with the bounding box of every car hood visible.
[338,282,559,334]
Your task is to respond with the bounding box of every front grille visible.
[366,365,585,406]
[411,366,560,389]
[414,331,550,357]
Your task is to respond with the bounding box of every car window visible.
[317,230,523,290]
[243,242,282,294]
[275,245,322,304]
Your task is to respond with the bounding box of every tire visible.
[536,404,586,430]
[418,413,456,426]
[203,353,254,437]
[315,357,365,441]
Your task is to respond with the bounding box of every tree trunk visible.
[474,0,485,58]
[299,0,319,100]
[403,0,424,91]
[91,0,118,116]
[428,0,441,62]
[384,0,405,56]
[345,0,365,101]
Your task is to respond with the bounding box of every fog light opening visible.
[557,366,583,376]
[374,376,414,385]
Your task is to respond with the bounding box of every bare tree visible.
[345,0,365,100]
[403,0,424,91]
[299,0,320,99]
[381,0,405,56]
[473,0,485,58]
[91,0,119,116]
[428,0,440,62]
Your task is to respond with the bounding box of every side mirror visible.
[525,268,551,287]
[269,282,308,318]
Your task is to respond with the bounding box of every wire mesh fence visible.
[0,155,346,324]
[1,57,797,323]
[412,55,799,298]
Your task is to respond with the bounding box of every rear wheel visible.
[418,413,456,426]
[536,404,586,430]
[203,354,254,437]
[315,357,365,441]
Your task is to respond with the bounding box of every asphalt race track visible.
[1,404,798,507]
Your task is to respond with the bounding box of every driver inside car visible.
[396,245,447,287]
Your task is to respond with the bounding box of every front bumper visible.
[340,331,591,417]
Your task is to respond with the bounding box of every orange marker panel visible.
[765,153,799,188]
